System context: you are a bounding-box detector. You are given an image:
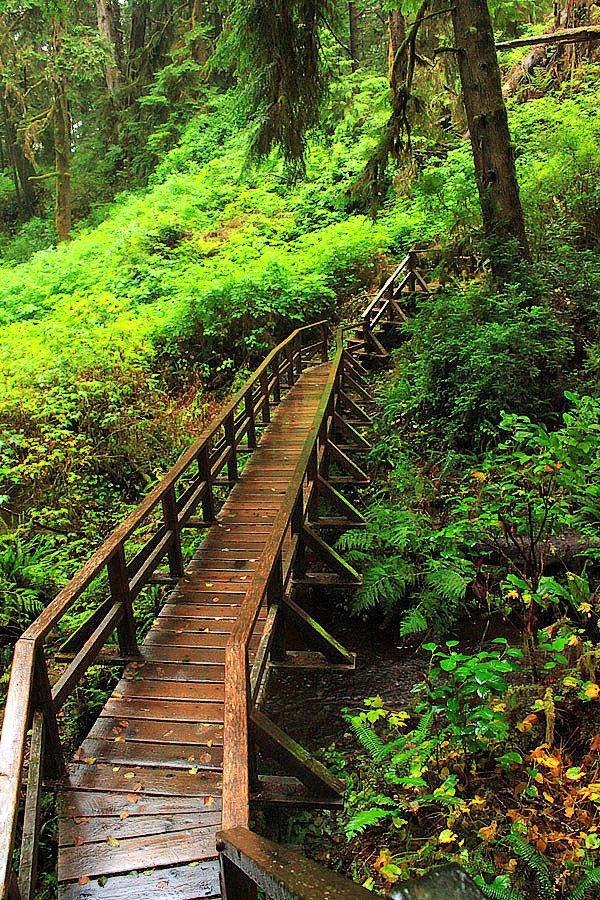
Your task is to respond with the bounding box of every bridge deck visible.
[56,363,331,900]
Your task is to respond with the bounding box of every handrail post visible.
[296,333,303,374]
[320,322,329,362]
[224,412,238,481]
[244,393,257,449]
[408,248,418,293]
[291,493,306,579]
[162,485,184,579]
[108,543,138,658]
[199,445,215,521]
[33,649,64,780]
[272,356,281,404]
[286,342,295,386]
[259,370,270,424]
[266,552,283,607]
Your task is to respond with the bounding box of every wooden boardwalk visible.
[56,365,331,899]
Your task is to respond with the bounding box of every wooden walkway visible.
[56,365,331,899]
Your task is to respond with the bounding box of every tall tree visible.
[0,86,38,217]
[96,0,124,97]
[451,0,530,275]
[223,0,335,172]
[349,2,360,70]
[51,17,72,241]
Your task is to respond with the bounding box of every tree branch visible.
[496,24,600,50]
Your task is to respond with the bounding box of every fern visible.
[477,882,526,900]
[509,836,554,900]
[344,806,390,837]
[351,558,416,614]
[399,605,428,637]
[348,716,386,760]
[425,561,473,603]
[567,868,600,900]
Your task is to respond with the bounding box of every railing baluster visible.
[286,342,295,386]
[296,333,303,374]
[18,712,44,900]
[244,393,256,449]
[272,356,281,404]
[33,649,63,780]
[225,412,238,481]
[162,485,184,579]
[108,543,138,658]
[320,322,329,362]
[259,370,270,423]
[199,445,215,521]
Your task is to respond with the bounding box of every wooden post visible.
[292,494,306,579]
[224,412,238,482]
[259,370,270,424]
[162,486,184,579]
[286,342,295,386]
[244,393,256,449]
[33,650,64,781]
[296,334,303,374]
[408,249,418,293]
[219,854,258,900]
[108,543,138,659]
[272,356,281,404]
[266,552,283,608]
[320,323,329,362]
[199,445,215,521]
[18,712,44,900]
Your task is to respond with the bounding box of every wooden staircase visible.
[0,252,485,900]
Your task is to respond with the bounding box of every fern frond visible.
[351,558,416,614]
[567,867,600,900]
[509,836,554,900]
[399,605,428,637]
[348,717,386,760]
[344,806,390,837]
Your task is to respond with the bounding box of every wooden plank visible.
[58,862,220,900]
[88,718,224,747]
[60,811,221,846]
[63,763,223,797]
[58,791,218,819]
[115,680,224,703]
[78,739,223,771]
[58,826,219,881]
[102,697,225,722]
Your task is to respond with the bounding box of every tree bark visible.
[128,0,148,78]
[496,24,600,49]
[388,8,406,89]
[0,87,38,217]
[451,0,530,278]
[96,0,124,96]
[349,3,360,71]
[53,76,71,242]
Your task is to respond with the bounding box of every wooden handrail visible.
[0,318,330,900]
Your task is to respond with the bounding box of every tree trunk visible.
[0,87,38,217]
[451,0,530,278]
[128,0,148,78]
[96,0,123,96]
[387,8,406,89]
[349,3,360,71]
[54,76,71,242]
[191,0,211,66]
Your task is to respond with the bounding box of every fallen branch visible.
[496,24,600,50]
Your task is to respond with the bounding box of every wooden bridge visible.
[0,253,481,900]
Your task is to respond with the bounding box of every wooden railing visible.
[217,828,485,899]
[221,326,350,832]
[0,321,329,900]
[360,247,428,346]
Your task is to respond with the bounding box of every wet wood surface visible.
[57,364,331,899]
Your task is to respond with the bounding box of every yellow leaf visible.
[478,822,497,843]
[584,683,600,700]
[107,836,120,847]
[78,877,90,886]
[438,829,457,845]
